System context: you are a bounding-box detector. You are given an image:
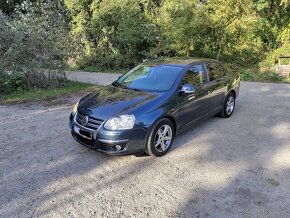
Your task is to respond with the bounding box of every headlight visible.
[104,115,135,130]
[72,101,79,114]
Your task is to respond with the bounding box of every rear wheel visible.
[146,118,174,157]
[218,92,235,118]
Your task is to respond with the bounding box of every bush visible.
[0,1,74,95]
[0,72,25,94]
[68,0,158,71]
[240,69,284,82]
[0,70,68,95]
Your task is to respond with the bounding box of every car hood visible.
[78,85,162,120]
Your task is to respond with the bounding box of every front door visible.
[178,63,210,129]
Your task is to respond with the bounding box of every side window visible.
[206,62,227,81]
[182,64,206,86]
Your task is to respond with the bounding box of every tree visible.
[155,0,264,65]
[64,0,158,69]
[0,1,74,94]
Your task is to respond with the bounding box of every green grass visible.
[267,178,280,187]
[239,69,290,83]
[285,77,290,82]
[0,81,94,103]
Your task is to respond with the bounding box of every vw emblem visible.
[81,116,89,126]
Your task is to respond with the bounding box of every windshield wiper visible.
[112,81,126,88]
[112,81,119,87]
[112,81,143,92]
[112,81,142,92]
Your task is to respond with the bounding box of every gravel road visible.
[66,71,122,85]
[1,81,290,217]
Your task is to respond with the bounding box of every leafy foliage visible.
[62,0,290,70]
[0,0,290,84]
[240,69,285,82]
[64,0,158,70]
[156,0,264,65]
[0,1,74,94]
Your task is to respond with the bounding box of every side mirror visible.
[179,84,196,94]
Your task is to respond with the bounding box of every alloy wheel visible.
[154,124,173,152]
[226,96,235,115]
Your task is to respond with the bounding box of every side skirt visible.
[176,109,220,135]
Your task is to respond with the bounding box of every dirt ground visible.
[1,81,290,218]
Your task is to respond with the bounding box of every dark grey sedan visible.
[69,58,240,156]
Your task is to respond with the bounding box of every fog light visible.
[115,145,122,151]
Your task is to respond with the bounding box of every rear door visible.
[204,61,228,113]
[178,63,210,128]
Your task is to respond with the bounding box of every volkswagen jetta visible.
[69,58,240,156]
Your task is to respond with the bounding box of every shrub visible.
[239,69,284,82]
[0,1,74,95]
[0,72,25,94]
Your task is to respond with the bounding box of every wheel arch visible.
[228,89,236,98]
[163,115,177,136]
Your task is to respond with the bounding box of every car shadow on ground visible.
[170,82,290,217]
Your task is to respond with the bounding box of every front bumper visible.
[69,114,148,155]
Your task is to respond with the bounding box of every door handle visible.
[188,94,196,100]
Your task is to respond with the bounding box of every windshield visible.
[115,64,183,92]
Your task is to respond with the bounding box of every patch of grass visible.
[240,69,289,83]
[0,81,94,103]
[267,178,280,187]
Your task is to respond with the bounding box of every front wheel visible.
[146,118,174,157]
[218,92,235,118]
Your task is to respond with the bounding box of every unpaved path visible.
[1,81,290,217]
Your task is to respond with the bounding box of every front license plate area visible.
[74,126,92,140]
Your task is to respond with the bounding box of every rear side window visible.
[182,63,206,86]
[206,62,227,81]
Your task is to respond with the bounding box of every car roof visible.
[142,57,219,67]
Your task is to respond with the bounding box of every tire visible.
[145,118,174,157]
[218,92,235,118]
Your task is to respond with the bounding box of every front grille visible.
[75,112,103,130]
[75,133,96,148]
[73,132,128,152]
